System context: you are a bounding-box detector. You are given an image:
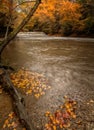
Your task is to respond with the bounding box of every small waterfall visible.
[16,32,94,42]
[17,32,48,38]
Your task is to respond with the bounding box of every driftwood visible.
[0,68,34,130]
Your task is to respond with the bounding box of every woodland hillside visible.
[0,0,94,37]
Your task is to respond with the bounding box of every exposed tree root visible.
[0,63,14,71]
[0,68,34,130]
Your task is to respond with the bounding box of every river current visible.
[2,32,94,129]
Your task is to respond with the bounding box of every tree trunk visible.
[0,1,41,128]
[0,0,41,57]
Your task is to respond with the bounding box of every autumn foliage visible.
[24,0,81,35]
[0,0,16,36]
[23,0,93,36]
[45,98,77,130]
[0,0,94,36]
[10,69,51,98]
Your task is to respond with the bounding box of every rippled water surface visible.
[3,36,94,93]
[2,33,94,129]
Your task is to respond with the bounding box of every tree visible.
[25,0,81,35]
[0,0,41,61]
[0,1,41,129]
[76,0,94,35]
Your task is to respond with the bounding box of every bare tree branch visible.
[13,0,36,11]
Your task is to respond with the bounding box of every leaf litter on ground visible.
[2,69,91,130]
[45,97,78,130]
[3,112,18,129]
[10,69,51,98]
[2,96,84,130]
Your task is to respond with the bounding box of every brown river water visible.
[1,32,94,130]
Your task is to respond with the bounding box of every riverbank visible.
[48,33,94,38]
[0,69,94,130]
[0,32,94,40]
[1,36,94,129]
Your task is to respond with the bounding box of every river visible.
[1,32,94,129]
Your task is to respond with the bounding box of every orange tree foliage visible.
[24,0,82,35]
[11,1,37,30]
[0,0,41,56]
[0,0,38,34]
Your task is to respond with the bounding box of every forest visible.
[0,0,94,37]
[0,1,94,130]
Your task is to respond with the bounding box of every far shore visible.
[0,32,94,40]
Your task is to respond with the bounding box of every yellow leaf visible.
[53,125,56,130]
[64,95,68,99]
[23,128,26,130]
[3,124,6,128]
[46,111,50,115]
[13,129,16,130]
[8,112,14,118]
[90,100,94,103]
[8,124,11,127]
